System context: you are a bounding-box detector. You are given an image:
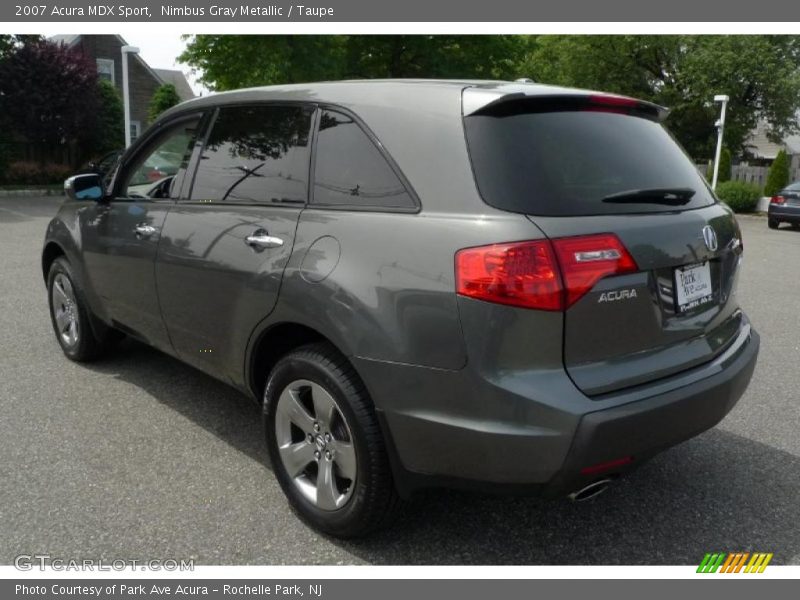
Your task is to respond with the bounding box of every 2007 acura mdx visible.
[43,80,760,537]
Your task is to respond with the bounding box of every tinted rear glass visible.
[464,108,716,216]
[312,110,415,210]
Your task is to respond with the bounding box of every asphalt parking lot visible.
[1,195,799,565]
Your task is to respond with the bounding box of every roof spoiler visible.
[463,86,669,122]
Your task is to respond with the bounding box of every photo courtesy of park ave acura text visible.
[1,33,799,565]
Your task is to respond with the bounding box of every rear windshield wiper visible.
[601,187,696,206]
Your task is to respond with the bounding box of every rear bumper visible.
[362,318,759,497]
[768,204,800,222]
[544,325,759,496]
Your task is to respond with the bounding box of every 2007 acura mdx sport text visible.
[43,80,760,537]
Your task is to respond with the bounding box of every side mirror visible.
[65,173,105,201]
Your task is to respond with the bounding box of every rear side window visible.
[312,110,415,210]
[464,106,716,216]
[191,104,313,204]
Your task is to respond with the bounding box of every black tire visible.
[263,342,400,537]
[768,218,780,229]
[47,257,120,362]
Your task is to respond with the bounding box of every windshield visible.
[464,108,716,216]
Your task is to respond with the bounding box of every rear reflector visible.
[580,456,634,476]
[771,195,786,205]
[456,233,638,311]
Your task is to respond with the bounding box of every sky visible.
[122,34,208,95]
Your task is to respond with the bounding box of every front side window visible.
[119,118,200,199]
[190,104,314,204]
[312,110,415,210]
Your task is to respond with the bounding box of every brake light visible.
[585,94,640,115]
[455,240,563,310]
[455,233,638,311]
[771,195,786,205]
[587,94,638,108]
[552,234,638,307]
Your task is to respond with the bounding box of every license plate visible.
[674,261,713,312]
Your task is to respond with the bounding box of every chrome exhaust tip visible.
[567,478,613,502]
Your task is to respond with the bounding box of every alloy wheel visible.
[51,273,80,347]
[274,379,357,511]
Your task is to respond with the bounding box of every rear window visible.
[464,106,716,216]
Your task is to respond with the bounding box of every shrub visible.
[715,181,761,213]
[1,161,72,186]
[764,149,790,197]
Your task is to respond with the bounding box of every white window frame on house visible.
[96,58,115,84]
[130,121,141,142]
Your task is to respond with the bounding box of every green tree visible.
[148,83,182,123]
[342,35,530,80]
[764,149,790,196]
[522,35,800,160]
[179,35,531,91]
[92,79,125,154]
[179,35,346,90]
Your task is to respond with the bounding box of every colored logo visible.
[697,552,773,573]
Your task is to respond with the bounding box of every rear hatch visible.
[463,90,745,396]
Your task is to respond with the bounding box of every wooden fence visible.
[696,162,800,189]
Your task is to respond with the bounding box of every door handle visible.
[245,230,284,250]
[134,224,158,239]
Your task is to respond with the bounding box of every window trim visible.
[109,111,206,201]
[183,101,317,208]
[307,103,421,214]
[96,58,115,84]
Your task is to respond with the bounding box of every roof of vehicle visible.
[159,79,654,122]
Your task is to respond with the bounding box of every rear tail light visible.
[455,240,563,310]
[552,234,638,307]
[771,195,786,205]
[455,233,638,311]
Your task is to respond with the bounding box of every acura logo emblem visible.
[702,225,718,252]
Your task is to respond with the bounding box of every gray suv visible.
[43,80,759,537]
